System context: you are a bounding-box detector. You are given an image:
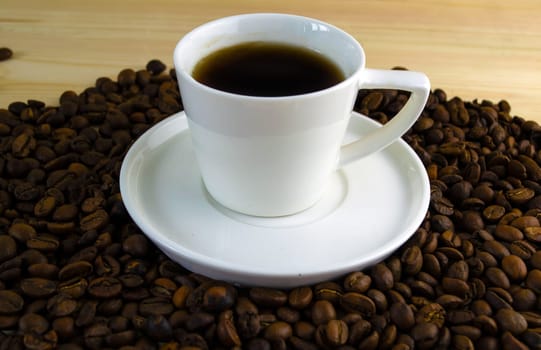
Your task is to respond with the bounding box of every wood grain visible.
[1,0,540,121]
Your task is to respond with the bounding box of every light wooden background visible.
[1,0,540,122]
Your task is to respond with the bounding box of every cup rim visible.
[173,13,365,101]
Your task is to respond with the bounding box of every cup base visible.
[203,170,347,227]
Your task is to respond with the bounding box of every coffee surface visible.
[192,41,345,97]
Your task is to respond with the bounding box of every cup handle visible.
[338,68,430,167]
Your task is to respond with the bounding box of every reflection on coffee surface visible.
[192,41,345,97]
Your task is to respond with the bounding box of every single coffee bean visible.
[75,300,98,328]
[340,292,376,318]
[472,314,498,336]
[371,263,394,291]
[19,313,49,334]
[276,306,299,323]
[288,286,313,309]
[8,222,37,242]
[217,310,241,347]
[311,300,336,326]
[27,263,58,279]
[52,316,75,339]
[343,271,372,293]
[47,293,78,317]
[494,224,524,241]
[26,234,60,252]
[20,277,57,298]
[314,282,343,302]
[410,322,439,350]
[202,284,237,312]
[263,321,292,342]
[94,255,121,277]
[416,303,446,328]
[322,319,348,347]
[139,296,174,316]
[485,287,513,310]
[0,235,17,262]
[80,209,109,232]
[122,233,149,257]
[172,285,192,308]
[501,254,527,281]
[501,331,530,350]
[58,261,94,281]
[401,245,423,275]
[0,47,13,61]
[185,311,214,331]
[57,277,88,299]
[87,276,122,298]
[495,308,528,335]
[389,302,415,330]
[249,287,287,308]
[512,287,537,311]
[526,269,541,293]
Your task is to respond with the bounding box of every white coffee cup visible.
[174,13,430,217]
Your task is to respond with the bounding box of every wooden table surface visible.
[1,0,540,122]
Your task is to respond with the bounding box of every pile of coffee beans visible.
[1,60,541,350]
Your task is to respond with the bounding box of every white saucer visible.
[120,111,430,288]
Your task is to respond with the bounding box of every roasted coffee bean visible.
[401,245,423,275]
[501,331,530,350]
[416,303,446,328]
[75,300,98,327]
[80,209,109,231]
[485,266,511,289]
[83,322,111,349]
[288,286,313,309]
[340,292,376,317]
[263,321,292,342]
[26,234,60,252]
[512,287,537,311]
[485,287,513,310]
[501,254,527,281]
[8,222,37,242]
[47,293,78,317]
[94,255,120,276]
[139,296,174,316]
[0,47,13,61]
[389,302,415,330]
[202,283,237,311]
[52,204,78,222]
[0,290,24,314]
[371,262,394,291]
[87,276,122,298]
[314,282,343,302]
[122,233,149,257]
[52,316,75,338]
[20,277,57,298]
[58,261,94,280]
[343,271,372,293]
[185,311,214,331]
[0,235,17,262]
[321,319,348,347]
[19,313,49,334]
[494,224,523,241]
[57,277,88,299]
[410,322,439,349]
[311,300,336,325]
[217,310,241,347]
[27,263,58,279]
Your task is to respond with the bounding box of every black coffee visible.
[191,41,345,97]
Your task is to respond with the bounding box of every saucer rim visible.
[120,111,430,286]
